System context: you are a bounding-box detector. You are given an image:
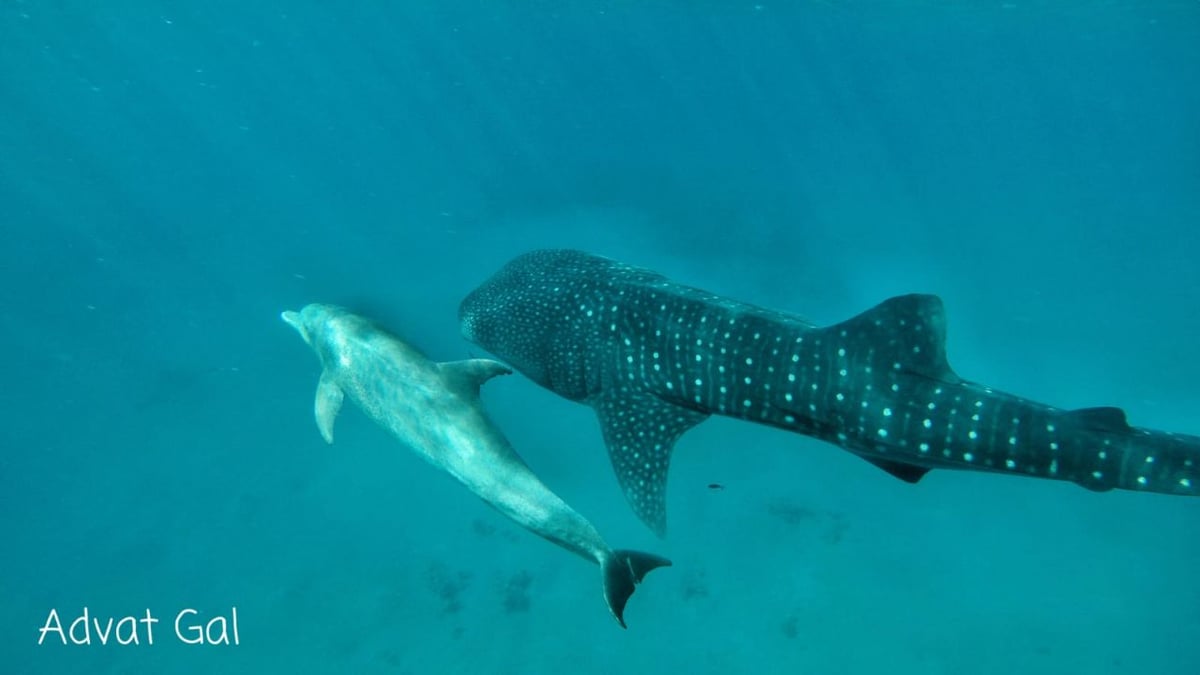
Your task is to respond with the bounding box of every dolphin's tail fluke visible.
[600,549,672,628]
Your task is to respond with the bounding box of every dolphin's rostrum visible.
[460,249,1200,536]
[283,303,669,627]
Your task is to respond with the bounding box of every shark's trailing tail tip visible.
[601,549,672,628]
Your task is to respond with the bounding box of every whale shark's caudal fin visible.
[315,370,345,444]
[600,549,672,628]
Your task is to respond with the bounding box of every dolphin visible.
[458,249,1200,536]
[282,303,670,627]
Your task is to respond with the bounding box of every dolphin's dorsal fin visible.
[315,370,344,444]
[827,293,960,384]
[592,388,709,537]
[439,358,512,395]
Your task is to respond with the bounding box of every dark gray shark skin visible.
[459,249,1199,536]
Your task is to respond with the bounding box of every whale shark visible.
[282,303,670,626]
[459,249,1200,536]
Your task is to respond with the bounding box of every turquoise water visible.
[3,2,1198,673]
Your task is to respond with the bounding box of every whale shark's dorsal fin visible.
[592,388,709,537]
[439,358,512,396]
[827,293,960,384]
[315,370,344,444]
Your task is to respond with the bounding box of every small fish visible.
[707,483,725,491]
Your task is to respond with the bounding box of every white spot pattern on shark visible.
[460,250,1200,535]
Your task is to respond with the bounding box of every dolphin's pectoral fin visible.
[315,370,344,444]
[439,358,512,396]
[592,388,709,537]
[861,456,932,484]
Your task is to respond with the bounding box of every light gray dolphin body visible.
[459,249,1200,536]
[282,303,669,627]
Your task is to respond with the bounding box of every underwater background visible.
[2,1,1198,673]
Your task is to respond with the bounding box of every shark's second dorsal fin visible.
[439,358,512,396]
[828,293,960,384]
[1064,406,1131,433]
[592,388,709,537]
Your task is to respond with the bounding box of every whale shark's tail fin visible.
[600,549,672,628]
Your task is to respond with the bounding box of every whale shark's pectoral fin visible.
[592,388,709,537]
[439,358,512,396]
[862,456,932,484]
[315,370,344,444]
